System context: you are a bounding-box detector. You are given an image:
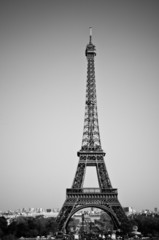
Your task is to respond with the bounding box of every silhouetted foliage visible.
[95,212,113,233]
[0,217,8,238]
[128,214,159,236]
[67,218,79,231]
[2,216,57,239]
[120,217,132,235]
[1,214,159,239]
[2,234,16,240]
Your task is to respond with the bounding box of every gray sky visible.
[0,0,159,212]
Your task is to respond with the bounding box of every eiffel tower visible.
[56,28,128,233]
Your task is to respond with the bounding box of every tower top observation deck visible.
[85,27,96,57]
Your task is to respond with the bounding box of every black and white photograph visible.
[0,0,159,239]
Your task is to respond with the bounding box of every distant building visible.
[123,207,136,216]
[154,207,158,213]
[29,207,35,212]
[73,212,101,223]
[46,209,51,212]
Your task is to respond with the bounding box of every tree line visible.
[129,214,159,237]
[0,216,57,240]
[0,214,159,239]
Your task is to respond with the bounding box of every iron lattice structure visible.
[56,29,128,233]
[82,35,101,152]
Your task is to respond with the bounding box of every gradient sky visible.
[0,0,159,212]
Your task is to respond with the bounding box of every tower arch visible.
[64,204,120,233]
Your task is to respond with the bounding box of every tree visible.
[0,217,8,238]
[97,212,113,233]
[128,214,159,236]
[45,217,58,235]
[2,216,58,238]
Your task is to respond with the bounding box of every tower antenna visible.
[89,27,92,43]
